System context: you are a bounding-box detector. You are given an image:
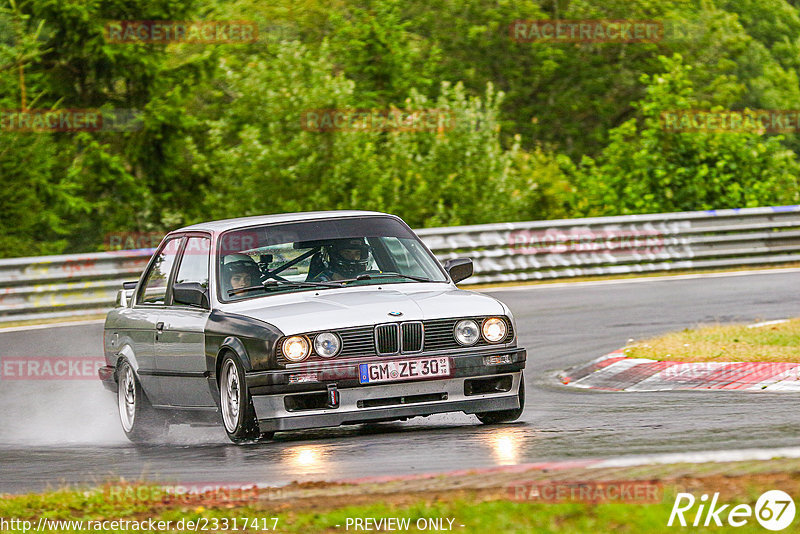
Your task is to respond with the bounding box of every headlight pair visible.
[454,317,507,346]
[282,332,341,362]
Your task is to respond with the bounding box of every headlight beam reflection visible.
[489,428,523,465]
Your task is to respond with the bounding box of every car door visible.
[154,234,215,407]
[131,235,184,404]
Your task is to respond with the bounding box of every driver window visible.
[171,236,211,304]
[138,238,182,305]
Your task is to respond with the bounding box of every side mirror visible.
[117,281,137,307]
[444,258,473,284]
[173,282,210,309]
[116,289,133,308]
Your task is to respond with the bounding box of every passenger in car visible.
[221,254,261,294]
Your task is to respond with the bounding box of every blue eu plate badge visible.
[359,363,370,383]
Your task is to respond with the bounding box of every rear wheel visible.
[476,375,525,425]
[219,354,273,443]
[117,359,168,443]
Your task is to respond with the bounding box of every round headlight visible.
[282,336,310,362]
[314,332,341,358]
[454,319,480,346]
[482,317,507,343]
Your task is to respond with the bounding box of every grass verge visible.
[623,318,800,363]
[2,466,800,533]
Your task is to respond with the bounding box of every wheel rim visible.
[118,365,136,432]
[220,360,240,433]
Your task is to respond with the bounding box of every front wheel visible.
[219,354,272,443]
[476,376,525,425]
[117,359,168,443]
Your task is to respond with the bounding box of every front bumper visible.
[246,347,526,432]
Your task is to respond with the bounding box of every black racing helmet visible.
[327,238,371,278]
[221,254,261,290]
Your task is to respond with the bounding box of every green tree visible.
[189,40,573,227]
[0,3,68,256]
[575,55,800,216]
[0,0,217,254]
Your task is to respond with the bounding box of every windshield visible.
[216,216,447,301]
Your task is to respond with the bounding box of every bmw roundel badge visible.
[388,311,403,317]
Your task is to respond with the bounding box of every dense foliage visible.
[1,0,800,256]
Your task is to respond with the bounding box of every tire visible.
[117,359,168,444]
[219,354,272,443]
[476,375,525,425]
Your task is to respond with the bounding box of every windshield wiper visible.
[227,274,434,296]
[338,272,435,284]
[227,279,342,296]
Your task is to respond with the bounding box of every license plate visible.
[358,357,451,384]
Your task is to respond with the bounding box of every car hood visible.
[220,283,506,334]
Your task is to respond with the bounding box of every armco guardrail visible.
[0,250,153,322]
[417,205,800,284]
[1,205,799,323]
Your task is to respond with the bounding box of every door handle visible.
[156,321,164,333]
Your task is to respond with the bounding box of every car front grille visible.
[422,318,460,352]
[375,323,400,355]
[338,327,378,358]
[277,316,513,365]
[401,322,423,353]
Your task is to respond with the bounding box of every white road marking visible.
[594,446,800,468]
[747,319,790,329]
[472,267,800,292]
[0,319,105,333]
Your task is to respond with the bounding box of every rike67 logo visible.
[668,490,795,530]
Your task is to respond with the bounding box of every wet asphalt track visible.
[1,269,799,493]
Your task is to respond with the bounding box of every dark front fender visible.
[204,310,285,403]
[219,337,253,371]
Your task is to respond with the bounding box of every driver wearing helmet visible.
[221,254,261,295]
[313,238,372,281]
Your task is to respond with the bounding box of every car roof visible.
[174,210,395,234]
